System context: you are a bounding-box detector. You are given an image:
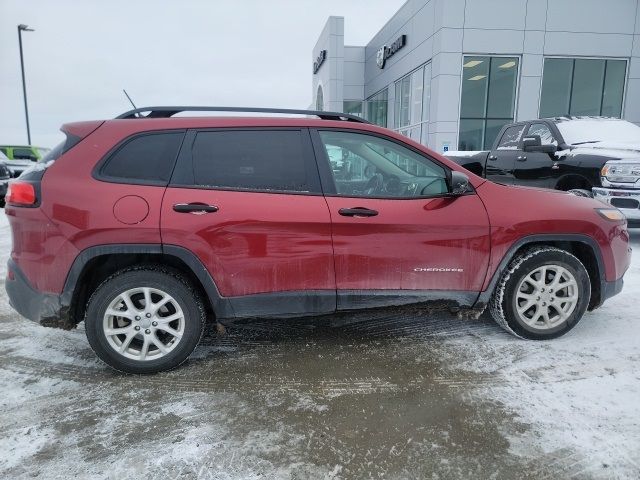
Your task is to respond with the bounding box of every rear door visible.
[485,124,527,185]
[161,128,336,316]
[312,129,491,308]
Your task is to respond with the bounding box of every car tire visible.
[85,266,206,374]
[567,188,593,198]
[489,247,591,340]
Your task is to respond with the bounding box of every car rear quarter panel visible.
[11,121,167,294]
[477,181,630,288]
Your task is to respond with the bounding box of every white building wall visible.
[311,17,344,112]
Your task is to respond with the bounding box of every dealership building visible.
[311,0,640,152]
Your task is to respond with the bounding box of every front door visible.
[513,122,560,188]
[313,129,491,309]
[161,128,336,316]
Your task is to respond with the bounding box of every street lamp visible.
[17,24,34,145]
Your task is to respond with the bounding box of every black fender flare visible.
[61,244,235,319]
[475,233,605,308]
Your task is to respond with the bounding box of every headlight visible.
[595,208,626,222]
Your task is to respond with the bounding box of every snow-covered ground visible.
[0,210,638,479]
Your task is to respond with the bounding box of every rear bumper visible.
[593,187,640,225]
[5,259,72,329]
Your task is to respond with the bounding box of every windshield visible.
[556,118,640,145]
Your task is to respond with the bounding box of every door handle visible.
[339,207,379,217]
[488,154,497,161]
[173,203,219,214]
[516,155,527,161]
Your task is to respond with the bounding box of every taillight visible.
[6,181,37,206]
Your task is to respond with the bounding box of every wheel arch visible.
[477,234,605,311]
[63,244,234,327]
[554,174,593,192]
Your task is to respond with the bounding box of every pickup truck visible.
[446,117,640,225]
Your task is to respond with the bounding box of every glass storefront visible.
[394,63,431,145]
[539,58,626,118]
[458,56,519,151]
[343,100,363,117]
[365,89,388,127]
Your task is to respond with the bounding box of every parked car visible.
[0,151,12,206]
[4,107,631,374]
[446,117,640,224]
[0,144,50,177]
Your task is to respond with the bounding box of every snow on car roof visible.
[550,117,640,145]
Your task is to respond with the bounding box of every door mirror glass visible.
[523,135,556,153]
[449,171,470,195]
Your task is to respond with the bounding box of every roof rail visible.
[115,106,370,124]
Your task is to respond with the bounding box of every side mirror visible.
[522,135,556,153]
[450,170,470,195]
[522,135,541,151]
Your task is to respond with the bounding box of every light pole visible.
[18,24,34,145]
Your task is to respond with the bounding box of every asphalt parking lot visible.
[1,212,639,480]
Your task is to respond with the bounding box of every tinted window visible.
[497,125,526,150]
[191,130,312,192]
[459,56,519,150]
[101,132,183,183]
[319,130,448,198]
[13,148,37,160]
[540,58,627,118]
[527,123,557,146]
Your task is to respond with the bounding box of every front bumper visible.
[5,259,73,329]
[593,187,640,226]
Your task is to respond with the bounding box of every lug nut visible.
[145,329,151,334]
[135,316,141,321]
[541,288,545,292]
[542,302,546,306]
[152,321,158,326]
[134,326,140,331]
[537,296,541,300]
[146,313,152,318]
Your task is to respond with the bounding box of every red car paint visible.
[4,115,631,327]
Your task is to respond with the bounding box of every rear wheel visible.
[489,247,591,339]
[85,266,206,374]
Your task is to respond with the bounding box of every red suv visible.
[5,107,631,373]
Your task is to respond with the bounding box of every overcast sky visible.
[0,0,405,147]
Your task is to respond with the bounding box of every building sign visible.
[376,34,406,69]
[313,50,327,74]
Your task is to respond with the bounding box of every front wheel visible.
[489,247,591,339]
[85,266,206,374]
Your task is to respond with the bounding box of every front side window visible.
[496,125,526,150]
[319,130,448,198]
[459,56,519,150]
[100,132,184,183]
[527,123,557,146]
[191,130,314,193]
[539,58,626,118]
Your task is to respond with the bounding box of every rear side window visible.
[496,125,526,150]
[100,132,184,184]
[189,130,315,192]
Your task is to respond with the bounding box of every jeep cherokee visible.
[4,107,632,373]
